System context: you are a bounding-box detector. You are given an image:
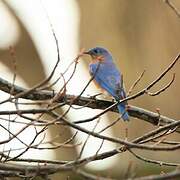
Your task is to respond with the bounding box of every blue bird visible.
[84,47,129,121]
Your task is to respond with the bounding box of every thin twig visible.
[164,0,180,18]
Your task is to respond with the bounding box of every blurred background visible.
[0,0,179,179]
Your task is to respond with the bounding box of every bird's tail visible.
[117,104,129,121]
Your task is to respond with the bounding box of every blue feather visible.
[117,104,129,121]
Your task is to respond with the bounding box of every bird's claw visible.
[89,93,103,100]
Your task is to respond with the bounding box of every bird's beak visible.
[83,51,90,55]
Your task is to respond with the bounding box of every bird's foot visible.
[89,93,103,100]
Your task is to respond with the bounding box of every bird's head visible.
[84,47,112,62]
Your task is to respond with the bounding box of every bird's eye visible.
[94,49,98,54]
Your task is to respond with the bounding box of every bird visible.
[84,47,129,121]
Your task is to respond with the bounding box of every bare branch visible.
[133,169,180,180]
[164,0,180,18]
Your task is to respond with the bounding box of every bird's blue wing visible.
[90,63,129,121]
[90,63,126,100]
